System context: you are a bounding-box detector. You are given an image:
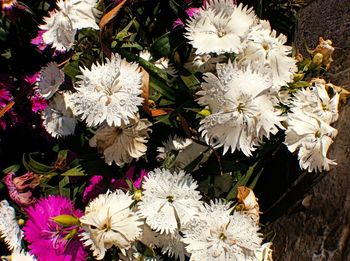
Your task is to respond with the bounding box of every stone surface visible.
[269,1,350,260]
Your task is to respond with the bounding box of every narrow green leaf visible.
[61,166,86,177]
[2,164,20,174]
[226,162,259,200]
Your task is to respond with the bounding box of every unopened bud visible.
[198,109,211,117]
[51,214,79,227]
[134,189,143,201]
[312,53,324,65]
[18,219,25,227]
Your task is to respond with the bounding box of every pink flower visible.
[82,167,148,202]
[2,172,38,208]
[82,175,105,203]
[30,92,48,113]
[23,196,87,261]
[24,72,39,86]
[173,7,200,29]
[112,166,148,190]
[31,30,47,52]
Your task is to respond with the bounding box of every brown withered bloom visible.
[311,37,335,69]
[236,186,260,224]
[2,172,40,208]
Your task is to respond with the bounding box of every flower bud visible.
[134,189,143,201]
[51,214,80,227]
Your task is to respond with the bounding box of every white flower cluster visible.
[185,0,294,156]
[68,53,152,166]
[37,53,151,166]
[34,62,77,138]
[284,78,340,172]
[185,0,339,172]
[40,0,100,52]
[79,168,271,260]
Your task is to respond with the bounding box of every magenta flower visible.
[112,166,148,190]
[24,72,39,86]
[30,92,48,113]
[0,74,17,130]
[173,7,200,29]
[82,175,105,203]
[23,196,87,261]
[82,167,148,202]
[31,30,47,52]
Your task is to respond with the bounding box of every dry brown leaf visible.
[99,0,128,29]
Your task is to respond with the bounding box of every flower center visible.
[237,102,246,113]
[262,42,270,51]
[219,232,227,241]
[217,28,227,38]
[315,131,321,138]
[102,216,112,231]
[166,195,174,203]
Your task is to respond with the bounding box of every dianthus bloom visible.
[23,195,87,261]
[284,109,337,172]
[238,20,297,88]
[89,115,152,165]
[183,200,263,260]
[138,168,202,234]
[0,200,22,252]
[80,190,143,260]
[69,53,143,127]
[185,1,256,55]
[39,0,100,51]
[42,92,77,138]
[197,61,284,156]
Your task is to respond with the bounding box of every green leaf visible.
[180,74,201,92]
[150,29,185,60]
[149,76,177,102]
[121,42,143,50]
[59,176,70,197]
[115,19,135,40]
[23,152,54,174]
[248,168,264,190]
[61,166,86,177]
[64,60,81,79]
[2,164,20,174]
[226,162,259,200]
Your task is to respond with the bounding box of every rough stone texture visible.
[269,1,350,260]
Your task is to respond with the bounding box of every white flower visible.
[284,109,338,172]
[80,190,143,260]
[11,251,37,261]
[255,242,273,261]
[138,168,202,235]
[183,200,263,261]
[0,200,22,252]
[155,230,188,261]
[40,0,99,51]
[184,53,226,73]
[185,2,256,55]
[238,20,297,88]
[59,0,100,30]
[157,135,211,170]
[139,50,177,77]
[89,115,151,166]
[42,92,77,138]
[290,79,339,124]
[197,61,284,156]
[69,53,143,127]
[40,9,76,52]
[37,62,64,99]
